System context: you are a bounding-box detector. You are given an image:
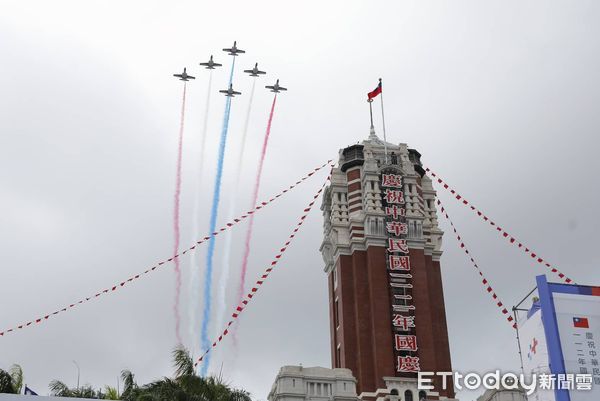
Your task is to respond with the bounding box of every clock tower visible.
[320,132,455,400]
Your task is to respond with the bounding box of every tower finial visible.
[369,125,378,140]
[368,98,377,139]
[367,98,381,141]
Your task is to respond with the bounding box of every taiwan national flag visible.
[368,81,382,100]
[573,317,590,328]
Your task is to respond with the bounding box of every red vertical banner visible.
[381,172,419,375]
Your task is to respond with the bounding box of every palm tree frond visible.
[172,346,195,379]
[121,370,136,389]
[229,389,252,401]
[0,369,16,394]
[49,380,72,397]
[104,386,119,400]
[9,365,23,394]
[76,384,97,399]
[120,370,137,401]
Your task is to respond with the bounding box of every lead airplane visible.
[243,63,266,77]
[265,79,287,93]
[173,68,195,81]
[199,55,222,70]
[222,41,245,56]
[219,83,242,97]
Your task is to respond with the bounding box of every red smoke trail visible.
[173,82,187,345]
[237,94,278,307]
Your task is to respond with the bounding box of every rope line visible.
[194,172,331,366]
[437,199,516,329]
[0,160,334,338]
[425,167,573,284]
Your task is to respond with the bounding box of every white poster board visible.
[553,292,600,401]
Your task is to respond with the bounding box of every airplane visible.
[265,79,287,93]
[219,83,242,97]
[199,55,222,70]
[222,41,245,56]
[173,68,195,81]
[243,63,266,77]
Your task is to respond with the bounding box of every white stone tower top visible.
[320,133,443,275]
[268,366,358,401]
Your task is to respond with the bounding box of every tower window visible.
[334,299,340,328]
[418,390,427,400]
[333,268,338,289]
[404,390,413,401]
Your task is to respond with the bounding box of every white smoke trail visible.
[215,78,257,335]
[188,70,213,354]
[173,82,188,345]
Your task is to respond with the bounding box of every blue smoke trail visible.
[216,78,256,340]
[200,57,236,375]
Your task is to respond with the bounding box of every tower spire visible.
[368,98,377,140]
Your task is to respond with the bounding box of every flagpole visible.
[368,99,374,130]
[379,78,388,163]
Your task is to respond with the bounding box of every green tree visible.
[120,370,139,401]
[0,364,23,394]
[133,346,252,401]
[44,346,252,401]
[49,380,98,398]
[104,386,120,400]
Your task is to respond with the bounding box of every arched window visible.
[404,390,413,401]
[418,390,427,400]
[390,389,399,396]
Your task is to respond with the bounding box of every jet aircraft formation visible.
[170,41,288,373]
[173,41,287,96]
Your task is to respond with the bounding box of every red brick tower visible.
[320,133,455,400]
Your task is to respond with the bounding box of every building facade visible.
[320,131,455,400]
[0,396,98,401]
[267,366,359,401]
[476,388,527,401]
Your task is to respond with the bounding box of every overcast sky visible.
[1,1,600,400]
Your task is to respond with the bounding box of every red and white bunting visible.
[437,198,516,329]
[0,160,334,338]
[194,174,331,366]
[425,168,573,284]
